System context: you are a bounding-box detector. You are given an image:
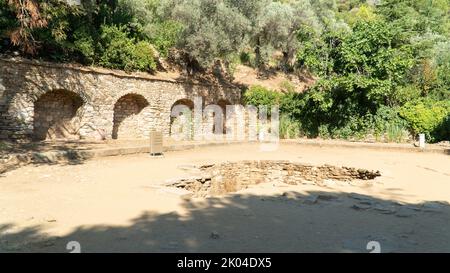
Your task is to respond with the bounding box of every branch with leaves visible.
[7,0,47,54]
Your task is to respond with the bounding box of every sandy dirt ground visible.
[0,143,449,253]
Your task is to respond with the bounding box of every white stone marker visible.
[419,133,426,148]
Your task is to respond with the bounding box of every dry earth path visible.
[1,143,449,252]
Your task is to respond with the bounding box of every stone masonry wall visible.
[167,161,381,197]
[112,94,149,139]
[0,58,241,141]
[33,89,84,140]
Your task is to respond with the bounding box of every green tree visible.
[163,0,250,71]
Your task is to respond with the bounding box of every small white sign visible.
[419,133,426,148]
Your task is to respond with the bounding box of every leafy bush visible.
[318,124,331,139]
[328,115,371,140]
[73,27,96,64]
[279,92,305,120]
[280,114,302,139]
[98,25,156,72]
[371,106,409,141]
[145,20,182,57]
[433,115,450,142]
[296,26,335,77]
[98,25,135,70]
[399,99,450,142]
[243,85,282,109]
[129,41,157,71]
[278,91,412,142]
[392,85,422,106]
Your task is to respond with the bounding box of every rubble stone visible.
[166,161,380,197]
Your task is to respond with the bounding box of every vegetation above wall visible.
[0,0,449,142]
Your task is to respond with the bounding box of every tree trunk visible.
[254,36,262,69]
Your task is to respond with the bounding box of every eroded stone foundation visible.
[166,160,381,197]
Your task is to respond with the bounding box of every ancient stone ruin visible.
[166,160,381,197]
[0,58,241,141]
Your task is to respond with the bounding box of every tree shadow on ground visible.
[1,191,449,253]
[0,140,101,154]
[0,140,105,175]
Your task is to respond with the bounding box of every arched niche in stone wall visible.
[33,89,84,141]
[217,99,232,134]
[170,98,195,140]
[112,93,150,139]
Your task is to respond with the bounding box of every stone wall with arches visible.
[0,58,241,141]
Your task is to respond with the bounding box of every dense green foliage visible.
[244,0,449,142]
[399,99,450,142]
[244,85,282,109]
[0,0,160,72]
[97,25,156,71]
[1,0,449,142]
